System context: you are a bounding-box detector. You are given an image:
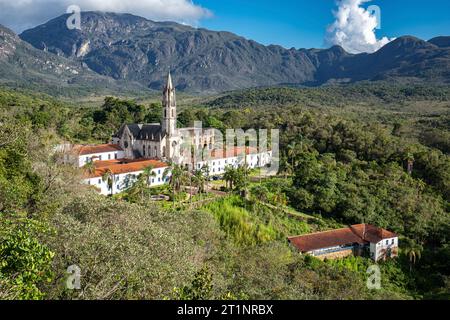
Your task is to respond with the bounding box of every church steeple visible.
[162,71,177,136]
[166,72,173,90]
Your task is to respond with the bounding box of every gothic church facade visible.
[112,73,216,165]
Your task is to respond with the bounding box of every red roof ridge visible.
[288,226,354,240]
[85,158,168,178]
[73,143,123,156]
[288,224,398,253]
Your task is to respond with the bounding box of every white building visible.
[370,235,399,262]
[58,143,125,168]
[60,73,273,196]
[84,159,169,196]
[194,147,273,177]
[288,224,399,262]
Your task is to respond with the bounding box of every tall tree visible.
[102,169,114,196]
[403,239,423,272]
[164,162,189,198]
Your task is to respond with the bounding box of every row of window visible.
[184,136,214,146]
[84,153,118,163]
[378,239,396,246]
[142,146,167,158]
[196,156,260,169]
[143,146,159,157]
[88,171,168,188]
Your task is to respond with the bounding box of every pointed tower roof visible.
[166,71,173,90]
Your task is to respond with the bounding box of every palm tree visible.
[102,169,114,196]
[223,165,236,190]
[287,141,298,168]
[83,160,96,175]
[163,162,190,202]
[201,164,210,193]
[141,165,156,187]
[192,170,205,193]
[130,165,156,201]
[403,239,423,272]
[237,164,251,199]
[127,175,147,202]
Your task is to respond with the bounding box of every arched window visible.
[154,146,157,157]
[163,146,166,157]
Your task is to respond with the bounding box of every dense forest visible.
[0,83,449,300]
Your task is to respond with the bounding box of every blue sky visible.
[195,0,450,49]
[0,0,448,52]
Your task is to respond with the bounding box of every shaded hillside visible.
[205,83,450,108]
[0,24,148,97]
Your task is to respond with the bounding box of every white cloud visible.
[325,0,394,54]
[0,0,212,33]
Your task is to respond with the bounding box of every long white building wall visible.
[78,151,125,167]
[81,151,271,196]
[194,151,273,176]
[84,167,170,196]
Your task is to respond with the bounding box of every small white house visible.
[58,144,125,168]
[370,236,399,262]
[289,224,399,262]
[84,159,170,196]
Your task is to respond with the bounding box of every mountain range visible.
[0,22,148,96]
[1,11,449,94]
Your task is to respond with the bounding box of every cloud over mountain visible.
[325,0,394,53]
[0,0,212,32]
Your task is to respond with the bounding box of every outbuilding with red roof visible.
[288,224,398,262]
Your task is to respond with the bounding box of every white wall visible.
[78,151,125,167]
[370,237,398,261]
[82,150,273,195]
[84,167,170,196]
[194,151,273,176]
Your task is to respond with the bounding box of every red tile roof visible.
[92,158,158,168]
[85,158,168,178]
[73,144,123,156]
[350,224,398,243]
[208,146,260,160]
[288,224,397,253]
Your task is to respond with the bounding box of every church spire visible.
[166,71,173,90]
[162,71,177,137]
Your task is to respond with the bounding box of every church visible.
[111,72,216,164]
[60,73,272,195]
